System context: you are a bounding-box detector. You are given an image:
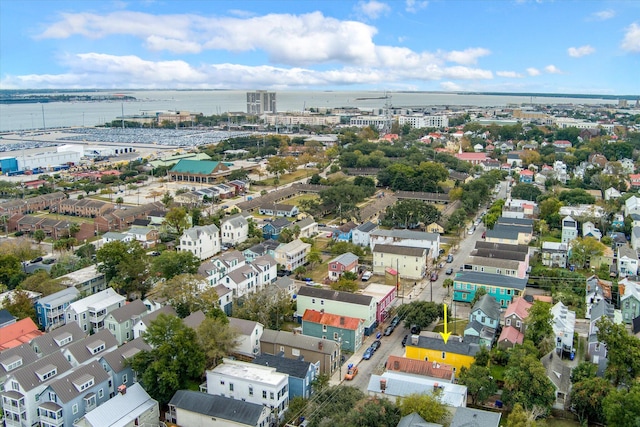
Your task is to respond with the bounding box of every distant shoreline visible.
[1,89,638,100]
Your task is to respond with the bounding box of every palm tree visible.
[68,223,81,238]
[442,278,453,297]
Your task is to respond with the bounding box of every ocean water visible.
[0,90,619,132]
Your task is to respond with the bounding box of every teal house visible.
[301,309,364,352]
[453,271,527,308]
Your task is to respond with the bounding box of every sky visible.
[1,0,639,95]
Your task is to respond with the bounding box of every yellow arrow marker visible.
[439,303,451,344]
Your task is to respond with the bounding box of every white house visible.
[618,245,639,277]
[132,305,178,339]
[178,224,221,260]
[604,187,622,201]
[250,255,278,288]
[352,221,377,247]
[228,317,264,358]
[206,358,289,421]
[625,195,640,216]
[225,264,259,298]
[632,227,640,251]
[551,302,576,355]
[293,216,318,238]
[369,229,440,260]
[582,222,602,240]
[561,216,578,244]
[64,288,126,334]
[220,214,249,246]
[274,239,311,272]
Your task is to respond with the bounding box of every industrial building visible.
[247,90,277,115]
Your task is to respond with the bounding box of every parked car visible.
[42,258,55,265]
[390,316,401,328]
[402,334,409,347]
[371,340,381,352]
[344,364,358,380]
[446,254,454,263]
[430,272,438,282]
[445,267,453,275]
[384,326,394,336]
[30,256,43,264]
[410,324,421,334]
[361,271,373,281]
[362,347,374,360]
[482,231,486,239]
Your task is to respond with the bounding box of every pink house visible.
[328,252,359,281]
[455,152,488,165]
[497,297,532,349]
[552,140,572,149]
[629,174,640,189]
[362,283,397,323]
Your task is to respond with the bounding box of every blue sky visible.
[1,0,639,94]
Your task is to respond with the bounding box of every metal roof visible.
[253,353,313,379]
[76,383,158,427]
[373,244,427,257]
[454,271,527,291]
[297,286,373,306]
[170,159,222,175]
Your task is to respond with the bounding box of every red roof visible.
[630,174,640,181]
[553,140,572,146]
[386,355,454,380]
[0,317,43,350]
[498,325,524,346]
[504,297,532,320]
[533,295,553,303]
[302,309,363,331]
[519,169,534,176]
[455,153,488,161]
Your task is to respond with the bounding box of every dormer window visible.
[1,355,23,371]
[36,364,58,381]
[73,374,95,392]
[87,340,106,355]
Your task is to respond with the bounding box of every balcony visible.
[38,402,63,426]
[89,310,107,323]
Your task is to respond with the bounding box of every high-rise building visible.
[246,90,276,115]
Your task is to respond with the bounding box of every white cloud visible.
[441,48,491,65]
[355,1,390,20]
[405,0,428,13]
[440,81,462,91]
[621,22,640,53]
[544,64,562,74]
[526,67,540,76]
[591,9,615,21]
[145,35,202,54]
[496,71,524,78]
[567,45,595,57]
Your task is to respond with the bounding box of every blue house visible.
[36,361,111,427]
[333,222,358,242]
[243,239,281,262]
[453,271,527,308]
[99,337,151,396]
[262,218,291,240]
[253,353,316,399]
[464,294,501,347]
[35,287,80,331]
[302,309,364,352]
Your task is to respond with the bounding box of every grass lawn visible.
[286,194,319,206]
[36,212,95,225]
[259,169,310,186]
[432,318,467,335]
[544,418,581,426]
[489,364,506,381]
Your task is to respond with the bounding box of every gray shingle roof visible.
[48,361,110,403]
[297,286,374,306]
[485,224,521,240]
[99,337,151,374]
[139,305,177,327]
[450,407,501,427]
[228,317,260,336]
[169,390,265,424]
[253,353,312,379]
[34,287,79,307]
[371,229,439,242]
[397,412,442,427]
[455,271,528,291]
[356,221,378,233]
[475,241,529,253]
[0,343,39,377]
[30,322,86,356]
[472,294,502,320]
[373,244,427,257]
[412,333,481,357]
[9,351,73,392]
[329,252,359,266]
[64,329,119,365]
[260,330,339,356]
[107,299,148,323]
[496,217,534,227]
[223,214,248,228]
[182,224,219,241]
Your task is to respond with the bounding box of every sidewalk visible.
[328,336,372,386]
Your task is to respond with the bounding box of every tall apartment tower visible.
[246,90,277,115]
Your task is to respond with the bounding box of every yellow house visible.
[405,332,480,373]
[426,222,445,234]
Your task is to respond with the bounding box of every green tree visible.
[196,315,239,367]
[446,208,468,233]
[33,229,45,244]
[602,382,640,427]
[18,270,65,296]
[150,250,200,280]
[306,386,365,427]
[164,206,190,236]
[129,314,205,406]
[470,287,487,306]
[524,301,553,348]
[569,236,606,269]
[458,364,498,405]
[74,243,96,260]
[0,238,44,268]
[96,240,150,298]
[0,253,23,289]
[510,183,542,202]
[558,188,596,206]
[570,361,598,384]
[570,377,611,425]
[307,250,322,268]
[330,275,359,292]
[278,227,294,243]
[442,278,453,296]
[381,199,441,229]
[596,317,640,385]
[159,274,219,318]
[161,191,174,208]
[233,287,293,330]
[343,397,401,427]
[397,393,448,425]
[502,345,555,413]
[506,403,540,427]
[396,301,445,330]
[3,289,37,321]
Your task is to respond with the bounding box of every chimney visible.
[411,335,419,345]
[340,317,345,325]
[118,385,126,395]
[380,379,387,392]
[318,341,323,350]
[393,361,400,370]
